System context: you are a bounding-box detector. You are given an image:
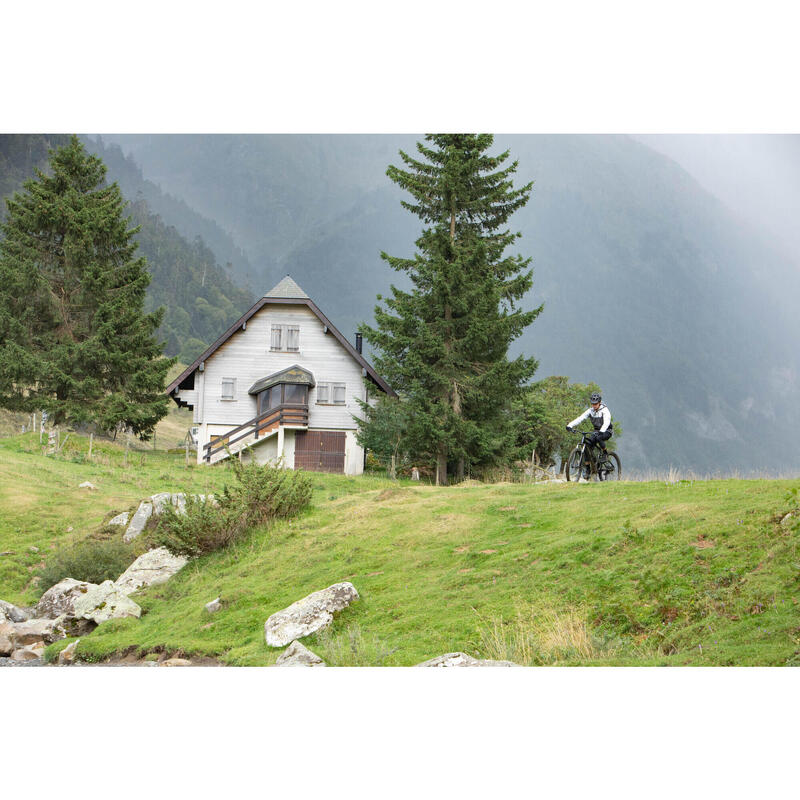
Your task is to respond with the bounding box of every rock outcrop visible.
[108,511,130,527]
[124,501,153,542]
[71,581,141,624]
[114,548,188,596]
[35,578,93,619]
[275,640,326,667]
[415,652,521,667]
[264,582,359,648]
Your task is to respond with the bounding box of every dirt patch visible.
[689,535,715,549]
[479,549,498,555]
[515,553,529,560]
[498,506,517,512]
[458,568,473,574]
[366,571,384,577]
[453,545,470,553]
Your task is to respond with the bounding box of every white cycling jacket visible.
[569,404,612,433]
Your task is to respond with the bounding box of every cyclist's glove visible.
[566,425,573,432]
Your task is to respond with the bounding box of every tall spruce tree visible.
[361,134,541,484]
[0,135,173,438]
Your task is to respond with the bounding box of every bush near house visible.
[153,458,312,557]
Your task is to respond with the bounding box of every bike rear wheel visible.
[598,451,621,481]
[565,446,584,482]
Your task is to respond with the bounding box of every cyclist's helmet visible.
[590,392,602,404]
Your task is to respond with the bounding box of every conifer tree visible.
[360,135,541,484]
[0,136,173,437]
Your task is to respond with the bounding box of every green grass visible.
[1,433,798,666]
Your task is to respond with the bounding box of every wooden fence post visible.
[88,433,93,460]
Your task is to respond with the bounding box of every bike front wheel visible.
[565,446,584,482]
[598,452,621,481]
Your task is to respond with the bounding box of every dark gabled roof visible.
[248,365,315,395]
[166,276,396,399]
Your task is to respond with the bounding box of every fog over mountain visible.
[99,135,800,474]
[635,135,800,259]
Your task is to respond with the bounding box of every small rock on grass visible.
[78,481,97,490]
[205,598,222,614]
[159,658,192,667]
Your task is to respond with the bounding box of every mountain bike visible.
[565,430,621,482]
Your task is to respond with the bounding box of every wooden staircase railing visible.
[203,404,309,463]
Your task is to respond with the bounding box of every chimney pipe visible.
[355,333,363,354]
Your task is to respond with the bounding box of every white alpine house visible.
[166,276,394,473]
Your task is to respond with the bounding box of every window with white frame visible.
[270,324,300,352]
[221,377,236,400]
[316,382,346,405]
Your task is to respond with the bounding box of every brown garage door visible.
[294,431,346,473]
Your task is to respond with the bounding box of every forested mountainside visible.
[103,134,800,473]
[0,135,254,362]
[81,136,258,291]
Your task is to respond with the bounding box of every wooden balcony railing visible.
[203,403,309,463]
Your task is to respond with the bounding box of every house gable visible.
[166,276,394,406]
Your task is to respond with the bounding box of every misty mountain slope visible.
[82,136,258,291]
[101,134,420,287]
[97,134,799,473]
[0,134,254,362]
[497,135,800,472]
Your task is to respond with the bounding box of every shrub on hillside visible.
[153,459,312,557]
[38,539,137,594]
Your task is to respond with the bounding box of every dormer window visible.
[271,324,300,352]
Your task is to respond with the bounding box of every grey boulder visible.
[35,578,94,619]
[108,511,130,527]
[264,582,359,648]
[4,617,67,648]
[124,501,153,542]
[0,599,35,623]
[275,640,326,667]
[415,652,521,667]
[114,547,188,595]
[71,581,141,624]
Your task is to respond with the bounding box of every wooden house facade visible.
[165,276,394,473]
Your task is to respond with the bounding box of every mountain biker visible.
[566,393,614,473]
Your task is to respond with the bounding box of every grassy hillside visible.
[0,432,797,666]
